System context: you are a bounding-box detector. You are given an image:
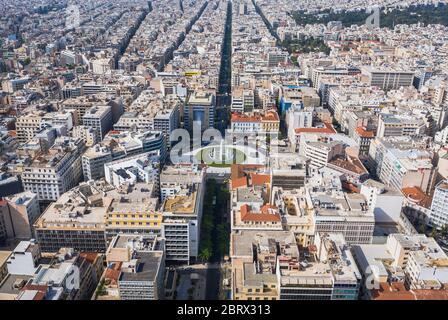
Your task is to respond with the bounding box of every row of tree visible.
[290,4,448,28]
[198,179,230,262]
[281,38,331,55]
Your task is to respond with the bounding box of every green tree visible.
[216,224,229,256]
[430,228,439,239]
[441,224,448,237]
[199,247,212,262]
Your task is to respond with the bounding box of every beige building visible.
[72,125,101,147]
[4,192,41,239]
[0,251,11,284]
[230,230,294,300]
[16,111,45,143]
[271,187,314,246]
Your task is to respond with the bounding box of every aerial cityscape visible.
[1,0,448,304]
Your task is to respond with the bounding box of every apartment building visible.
[360,179,404,224]
[1,77,30,93]
[104,152,160,189]
[315,232,361,300]
[25,248,103,300]
[267,52,288,68]
[306,187,375,244]
[279,86,320,114]
[113,107,179,139]
[377,114,426,138]
[429,180,448,228]
[62,96,124,123]
[354,126,375,156]
[6,240,40,276]
[286,105,313,140]
[82,130,166,181]
[271,187,315,247]
[4,191,40,239]
[369,137,435,194]
[230,230,294,300]
[34,182,111,253]
[160,165,206,263]
[72,125,101,147]
[184,91,215,132]
[353,233,448,296]
[105,183,162,239]
[102,234,165,300]
[82,106,113,140]
[153,106,180,138]
[303,140,345,169]
[118,251,165,300]
[21,137,86,202]
[361,67,415,91]
[231,231,357,301]
[16,111,45,144]
[231,87,255,113]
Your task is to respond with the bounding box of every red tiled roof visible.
[401,187,432,209]
[329,155,368,175]
[231,176,248,189]
[240,204,281,222]
[294,122,336,135]
[371,282,415,300]
[79,252,99,264]
[413,290,448,300]
[105,269,120,282]
[261,110,279,122]
[371,282,448,300]
[21,284,48,301]
[355,126,375,138]
[342,181,360,193]
[231,113,261,123]
[231,110,280,123]
[250,173,270,186]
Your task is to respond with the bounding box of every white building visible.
[377,114,426,138]
[22,137,86,202]
[386,234,448,290]
[361,67,415,91]
[429,180,448,228]
[160,166,206,263]
[82,106,113,140]
[360,179,404,224]
[104,152,160,188]
[6,240,40,276]
[82,130,166,181]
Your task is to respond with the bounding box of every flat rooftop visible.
[236,186,264,203]
[119,251,163,282]
[231,230,295,258]
[0,274,33,297]
[0,251,11,266]
[163,192,197,215]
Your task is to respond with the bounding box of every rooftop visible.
[119,251,163,283]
